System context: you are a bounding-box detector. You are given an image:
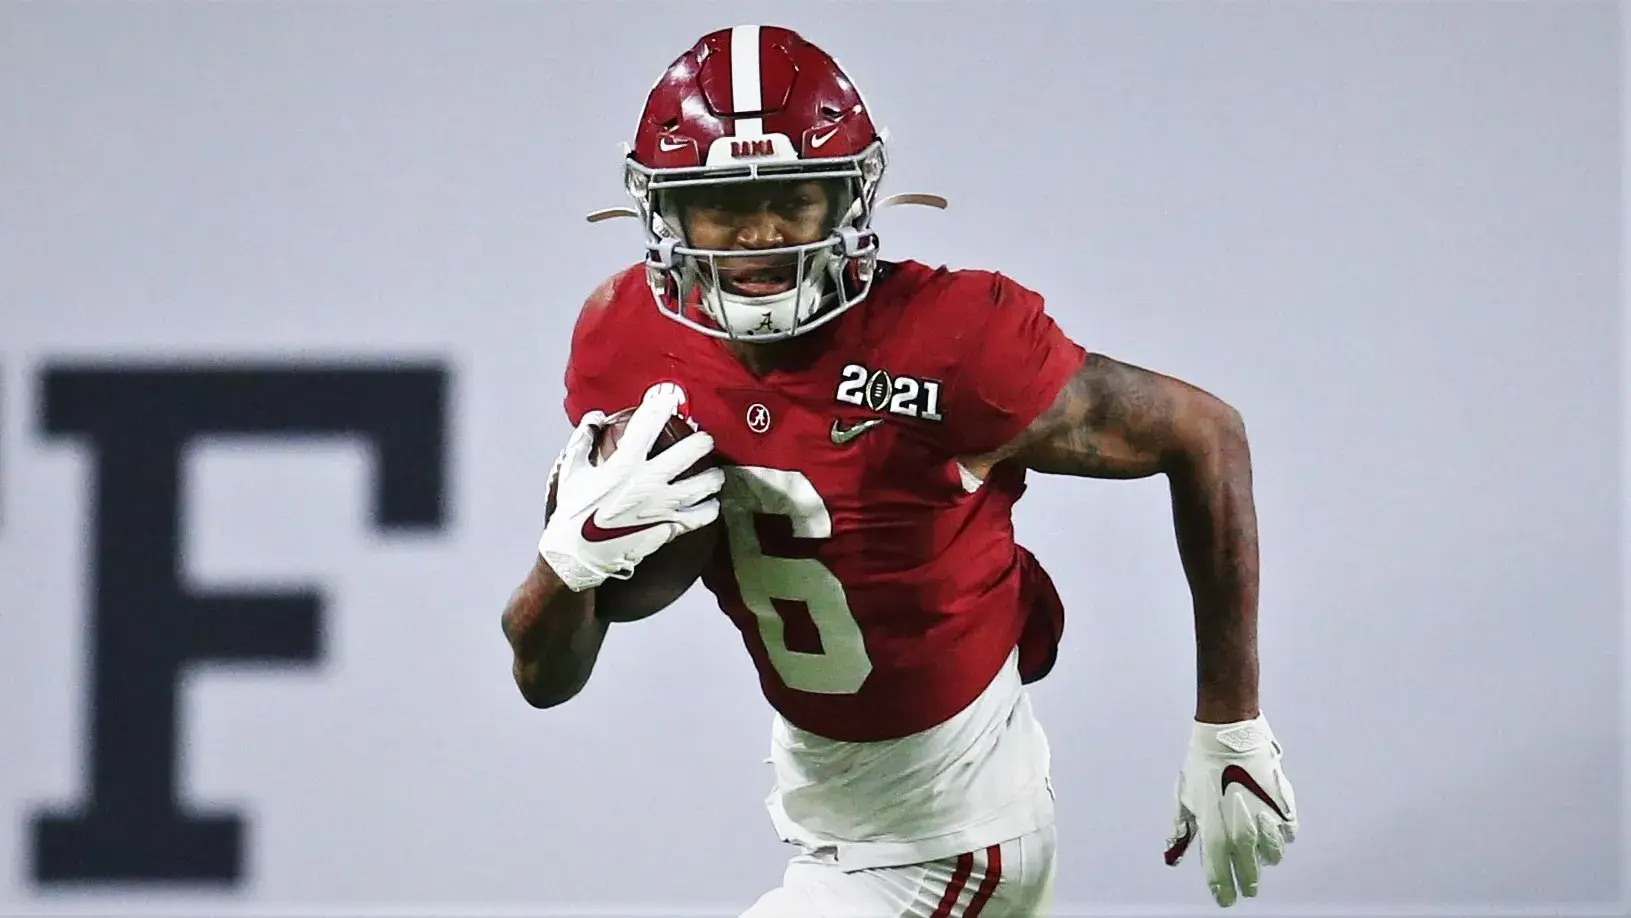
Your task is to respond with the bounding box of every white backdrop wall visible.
[0,2,1621,915]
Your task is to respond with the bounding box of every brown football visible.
[546,407,720,623]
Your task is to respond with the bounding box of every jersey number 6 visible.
[719,465,874,695]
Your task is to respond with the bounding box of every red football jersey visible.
[563,260,1087,742]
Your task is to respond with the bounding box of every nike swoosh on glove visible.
[1164,713,1298,907]
[537,386,724,592]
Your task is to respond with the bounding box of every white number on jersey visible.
[719,466,873,695]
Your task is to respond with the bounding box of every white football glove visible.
[537,386,724,593]
[1165,713,1298,908]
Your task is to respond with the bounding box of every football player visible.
[501,24,1298,915]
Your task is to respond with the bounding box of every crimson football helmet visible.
[592,25,943,342]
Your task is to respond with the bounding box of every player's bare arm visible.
[971,353,1260,724]
[500,558,608,708]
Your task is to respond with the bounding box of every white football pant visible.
[741,825,1057,918]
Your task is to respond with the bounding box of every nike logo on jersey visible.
[657,136,689,152]
[1220,764,1290,821]
[830,418,884,445]
[580,513,665,543]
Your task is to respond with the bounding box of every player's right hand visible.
[537,386,723,592]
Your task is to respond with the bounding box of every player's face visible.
[677,179,836,298]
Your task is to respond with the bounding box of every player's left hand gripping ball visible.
[1164,713,1298,907]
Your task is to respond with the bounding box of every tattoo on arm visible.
[996,354,1184,478]
[1167,415,1261,723]
[994,353,1262,722]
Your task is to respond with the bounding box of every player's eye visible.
[775,194,815,216]
[690,191,734,212]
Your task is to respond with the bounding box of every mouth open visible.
[718,264,798,298]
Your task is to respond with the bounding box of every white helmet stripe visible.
[730,24,763,138]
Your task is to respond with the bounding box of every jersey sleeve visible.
[936,271,1087,457]
[561,269,640,426]
[561,338,601,427]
